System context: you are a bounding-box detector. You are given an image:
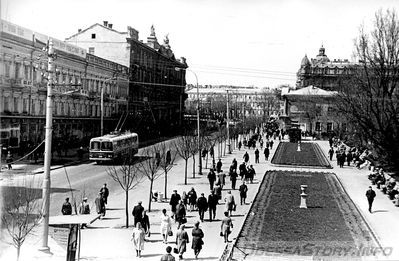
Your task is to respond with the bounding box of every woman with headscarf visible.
[191,221,204,259]
[176,224,189,260]
[160,209,172,244]
[132,222,145,257]
[220,211,233,243]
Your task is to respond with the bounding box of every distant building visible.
[296,45,353,91]
[0,19,129,152]
[66,22,188,138]
[186,85,282,121]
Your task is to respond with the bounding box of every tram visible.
[89,132,139,163]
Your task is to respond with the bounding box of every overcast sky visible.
[1,0,398,87]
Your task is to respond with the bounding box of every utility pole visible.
[40,39,55,252]
[226,90,231,153]
[101,85,104,136]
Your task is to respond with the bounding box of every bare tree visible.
[189,136,199,178]
[158,142,177,200]
[174,135,194,185]
[137,145,164,212]
[2,177,42,261]
[106,152,143,227]
[337,9,399,171]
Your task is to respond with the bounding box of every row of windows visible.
[1,96,119,117]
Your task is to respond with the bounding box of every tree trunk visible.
[16,244,21,261]
[184,160,188,185]
[148,180,153,212]
[192,155,196,178]
[205,153,208,169]
[125,189,129,228]
[164,169,168,200]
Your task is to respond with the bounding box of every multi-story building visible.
[296,45,353,91]
[65,23,187,138]
[0,19,129,153]
[186,85,282,122]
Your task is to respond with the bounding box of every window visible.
[5,62,10,77]
[327,122,333,131]
[24,65,30,79]
[13,97,19,112]
[91,141,100,150]
[14,63,20,79]
[101,141,113,151]
[91,33,96,39]
[89,47,95,54]
[315,122,321,131]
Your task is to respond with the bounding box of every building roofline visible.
[65,23,127,41]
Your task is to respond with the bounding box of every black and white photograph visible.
[0,0,398,260]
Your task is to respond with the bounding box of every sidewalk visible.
[317,140,399,261]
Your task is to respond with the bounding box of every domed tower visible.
[315,45,330,64]
[296,54,311,88]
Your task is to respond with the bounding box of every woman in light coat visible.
[160,209,172,244]
[132,222,145,257]
[176,224,189,260]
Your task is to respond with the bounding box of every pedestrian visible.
[220,211,233,243]
[175,200,187,228]
[100,183,109,205]
[238,141,242,150]
[239,181,248,205]
[166,149,172,165]
[347,151,353,166]
[243,151,249,163]
[366,186,376,213]
[6,151,12,170]
[217,171,226,188]
[207,169,216,190]
[61,197,72,215]
[248,165,256,183]
[224,191,236,217]
[77,146,84,160]
[230,168,238,190]
[260,139,264,149]
[191,221,204,259]
[232,158,237,172]
[207,190,218,222]
[160,246,175,261]
[95,192,106,217]
[328,147,334,161]
[132,201,144,226]
[196,193,208,222]
[169,190,181,219]
[270,140,274,150]
[216,159,223,173]
[213,182,222,201]
[254,148,259,163]
[131,222,145,258]
[340,152,346,168]
[239,162,247,180]
[141,210,150,239]
[160,209,172,244]
[176,224,189,260]
[181,191,188,209]
[187,187,198,211]
[79,197,90,215]
[263,147,270,161]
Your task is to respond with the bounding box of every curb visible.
[32,160,91,174]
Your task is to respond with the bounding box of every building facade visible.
[65,23,187,138]
[296,46,353,91]
[0,19,129,153]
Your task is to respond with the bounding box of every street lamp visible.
[175,67,202,175]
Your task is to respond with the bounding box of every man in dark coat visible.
[239,181,248,205]
[254,149,260,163]
[61,197,72,215]
[132,201,144,226]
[100,183,109,204]
[328,147,334,161]
[207,190,218,221]
[230,168,238,190]
[263,147,270,161]
[216,159,223,173]
[196,193,208,222]
[175,200,186,228]
[169,190,181,219]
[366,186,376,213]
[243,152,249,163]
[239,162,247,180]
[232,158,237,172]
[207,169,216,190]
